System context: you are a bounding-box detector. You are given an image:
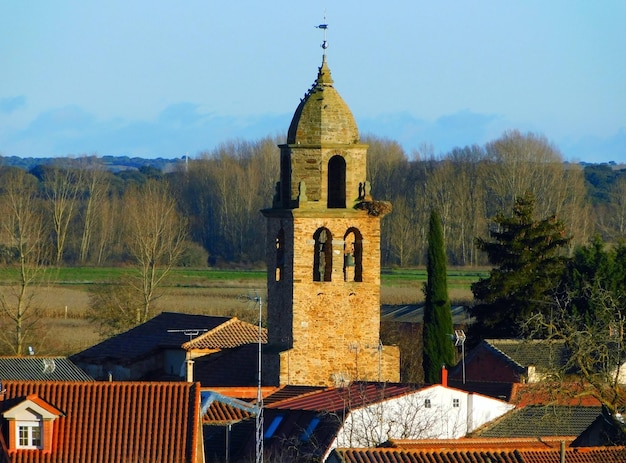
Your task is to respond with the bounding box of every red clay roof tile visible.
[182,317,267,350]
[0,381,202,463]
[266,382,418,413]
[330,446,626,463]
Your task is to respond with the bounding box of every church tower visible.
[262,39,400,387]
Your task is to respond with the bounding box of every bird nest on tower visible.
[354,200,393,217]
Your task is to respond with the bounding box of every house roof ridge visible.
[1,379,199,387]
[483,339,527,370]
[391,436,576,446]
[428,383,512,403]
[264,385,336,408]
[182,317,240,348]
[182,316,268,350]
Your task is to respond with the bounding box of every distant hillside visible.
[0,155,184,173]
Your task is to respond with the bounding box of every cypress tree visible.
[422,209,455,384]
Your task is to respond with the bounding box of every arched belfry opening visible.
[313,227,333,281]
[344,228,363,282]
[275,228,285,281]
[327,155,346,208]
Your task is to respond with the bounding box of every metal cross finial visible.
[316,11,328,52]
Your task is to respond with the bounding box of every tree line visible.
[0,130,625,269]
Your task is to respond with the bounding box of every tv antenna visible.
[166,328,209,342]
[42,359,56,374]
[239,290,264,463]
[450,330,467,384]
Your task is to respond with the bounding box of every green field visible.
[0,266,484,289]
[0,267,266,286]
[381,268,487,287]
[0,266,486,356]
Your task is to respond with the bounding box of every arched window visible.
[275,228,285,281]
[313,227,333,281]
[343,228,363,282]
[327,155,346,208]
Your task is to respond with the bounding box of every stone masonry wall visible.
[282,146,368,207]
[265,211,399,386]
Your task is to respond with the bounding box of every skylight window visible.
[300,417,321,442]
[264,415,284,439]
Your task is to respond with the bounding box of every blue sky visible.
[1,1,624,163]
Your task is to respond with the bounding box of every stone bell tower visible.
[262,45,400,387]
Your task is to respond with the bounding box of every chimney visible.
[441,365,448,387]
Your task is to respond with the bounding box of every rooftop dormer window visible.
[2,394,62,453]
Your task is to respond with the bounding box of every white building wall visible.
[330,385,513,452]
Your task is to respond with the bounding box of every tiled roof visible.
[0,357,94,381]
[473,405,602,438]
[265,382,418,413]
[448,380,515,401]
[200,391,257,425]
[509,383,608,407]
[486,339,569,371]
[391,437,576,450]
[328,446,626,463]
[0,380,202,463]
[202,400,253,424]
[70,312,231,364]
[182,317,267,350]
[263,385,326,405]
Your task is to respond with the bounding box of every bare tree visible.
[333,385,479,447]
[523,286,626,426]
[76,157,110,264]
[88,282,144,337]
[123,179,187,323]
[445,146,487,266]
[0,168,51,354]
[605,176,626,240]
[387,197,420,267]
[484,130,588,246]
[42,163,83,265]
[365,135,409,199]
[93,193,124,265]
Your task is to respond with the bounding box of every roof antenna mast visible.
[316,11,328,55]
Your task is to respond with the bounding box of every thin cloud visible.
[0,96,26,114]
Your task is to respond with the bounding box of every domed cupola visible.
[287,55,360,146]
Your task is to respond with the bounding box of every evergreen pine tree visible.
[422,209,455,384]
[471,192,570,338]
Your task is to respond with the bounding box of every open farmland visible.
[0,267,481,356]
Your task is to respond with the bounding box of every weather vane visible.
[316,11,328,52]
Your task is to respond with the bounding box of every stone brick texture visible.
[264,211,400,386]
[279,145,368,207]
